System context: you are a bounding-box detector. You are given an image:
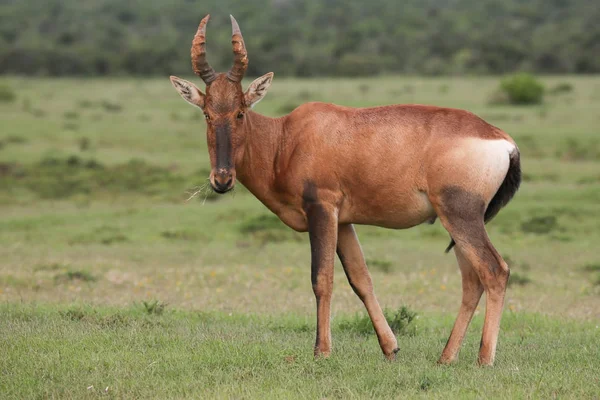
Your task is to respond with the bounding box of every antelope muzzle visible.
[211,168,236,193]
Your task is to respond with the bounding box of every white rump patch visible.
[462,139,517,200]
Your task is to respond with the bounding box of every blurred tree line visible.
[0,0,598,77]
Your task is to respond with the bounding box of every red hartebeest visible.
[169,15,521,366]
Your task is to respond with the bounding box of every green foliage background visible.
[1,0,599,77]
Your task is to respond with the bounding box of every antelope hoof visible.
[384,347,400,361]
[314,348,331,359]
[438,352,458,365]
[477,356,494,367]
[437,355,457,365]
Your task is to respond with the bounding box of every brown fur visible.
[170,15,522,366]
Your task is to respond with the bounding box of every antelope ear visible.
[244,72,274,108]
[170,76,205,109]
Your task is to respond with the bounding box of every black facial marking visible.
[215,121,232,169]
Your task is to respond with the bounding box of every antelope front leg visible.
[306,202,338,358]
[337,224,398,359]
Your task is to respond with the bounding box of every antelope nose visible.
[213,169,234,193]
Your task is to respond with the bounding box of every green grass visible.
[1,75,600,398]
[1,304,599,399]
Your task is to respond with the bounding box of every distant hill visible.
[0,0,598,76]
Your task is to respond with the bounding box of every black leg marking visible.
[439,186,502,274]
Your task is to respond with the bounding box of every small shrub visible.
[31,108,46,118]
[5,135,27,144]
[367,258,393,274]
[142,300,166,315]
[240,214,287,234]
[34,263,64,272]
[337,306,417,336]
[549,82,574,95]
[99,314,130,328]
[239,214,302,244]
[101,100,123,112]
[63,110,80,120]
[79,137,91,151]
[63,123,79,131]
[54,270,96,283]
[419,375,433,391]
[100,233,128,245]
[61,308,87,321]
[78,99,94,108]
[337,312,375,335]
[521,215,557,234]
[508,272,532,287]
[0,84,17,103]
[387,306,417,336]
[582,263,600,272]
[269,319,312,333]
[160,229,201,241]
[499,73,545,105]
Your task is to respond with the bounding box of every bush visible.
[238,213,303,244]
[337,306,417,336]
[0,84,17,103]
[549,82,574,95]
[521,215,558,234]
[366,258,393,274]
[507,272,532,287]
[499,73,545,105]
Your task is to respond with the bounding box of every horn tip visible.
[196,14,211,36]
[230,15,241,33]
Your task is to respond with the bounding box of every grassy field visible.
[1,75,600,398]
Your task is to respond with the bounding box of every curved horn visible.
[227,15,248,83]
[191,14,217,84]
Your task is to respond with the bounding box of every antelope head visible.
[170,15,274,193]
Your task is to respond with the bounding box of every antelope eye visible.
[237,111,244,119]
[204,113,210,121]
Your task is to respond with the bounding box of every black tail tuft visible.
[445,149,521,253]
[444,239,456,254]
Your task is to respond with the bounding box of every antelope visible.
[169,15,521,366]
